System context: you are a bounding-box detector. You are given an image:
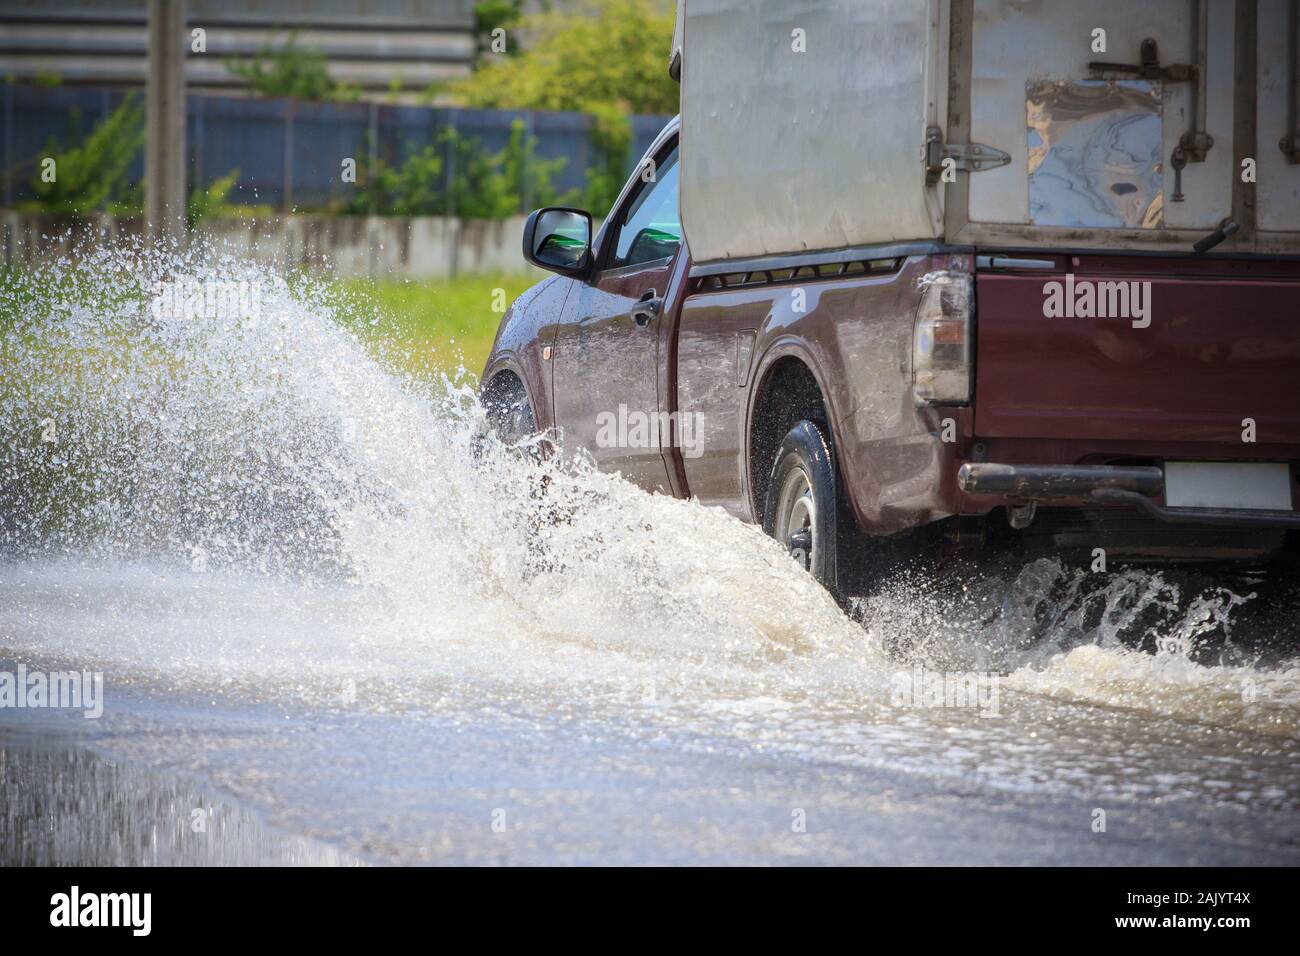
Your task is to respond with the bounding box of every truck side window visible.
[610,143,681,269]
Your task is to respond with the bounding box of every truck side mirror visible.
[523,207,593,277]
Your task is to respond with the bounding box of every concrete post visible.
[145,0,187,243]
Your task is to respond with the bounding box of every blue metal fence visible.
[0,84,673,213]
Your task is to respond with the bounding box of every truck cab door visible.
[552,139,681,493]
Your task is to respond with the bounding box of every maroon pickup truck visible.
[482,116,1300,598]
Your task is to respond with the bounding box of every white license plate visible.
[1164,461,1294,511]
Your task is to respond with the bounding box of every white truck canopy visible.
[676,0,1300,266]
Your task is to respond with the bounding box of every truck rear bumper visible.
[957,462,1300,529]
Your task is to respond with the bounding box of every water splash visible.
[1,241,1296,771]
[852,555,1300,737]
[0,241,877,712]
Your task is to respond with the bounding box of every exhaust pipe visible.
[958,463,1164,498]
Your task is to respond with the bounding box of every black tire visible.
[482,376,537,447]
[763,420,842,596]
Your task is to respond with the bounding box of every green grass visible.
[331,272,541,382]
[0,264,541,389]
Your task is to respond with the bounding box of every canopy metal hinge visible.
[1282,134,1300,163]
[1088,37,1198,83]
[925,127,1011,185]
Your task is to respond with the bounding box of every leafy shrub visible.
[20,95,144,215]
[226,33,360,102]
[349,119,573,217]
[451,0,676,217]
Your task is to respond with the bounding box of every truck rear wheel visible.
[763,420,842,596]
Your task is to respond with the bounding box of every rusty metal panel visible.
[968,0,1234,235]
[1026,79,1164,229]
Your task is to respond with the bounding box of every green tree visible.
[20,95,144,215]
[473,0,527,59]
[451,0,675,215]
[452,0,677,114]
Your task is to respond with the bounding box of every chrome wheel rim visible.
[775,467,816,572]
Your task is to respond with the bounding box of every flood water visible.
[1,246,1297,864]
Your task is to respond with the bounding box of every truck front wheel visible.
[482,374,537,446]
[763,420,842,596]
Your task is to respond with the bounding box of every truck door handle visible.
[632,289,662,327]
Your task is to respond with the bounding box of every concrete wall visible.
[1,211,556,278]
[0,0,477,94]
